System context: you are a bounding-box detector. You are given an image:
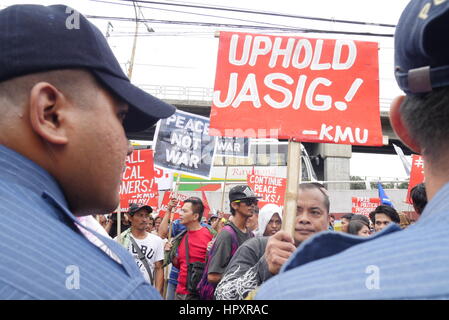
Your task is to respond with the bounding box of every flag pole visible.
[163,173,181,299]
[220,166,229,212]
[116,203,122,243]
[282,140,301,238]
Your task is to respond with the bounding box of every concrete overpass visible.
[128,97,412,154]
[127,86,413,190]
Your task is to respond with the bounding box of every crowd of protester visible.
[2,0,448,300]
[88,179,426,300]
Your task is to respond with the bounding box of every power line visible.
[115,0,396,28]
[89,0,323,32]
[86,14,394,37]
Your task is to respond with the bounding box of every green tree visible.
[350,176,366,190]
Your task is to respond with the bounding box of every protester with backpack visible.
[196,185,258,299]
[164,197,216,300]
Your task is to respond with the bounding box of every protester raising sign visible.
[120,149,158,211]
[209,32,382,146]
[352,197,380,216]
[247,173,286,207]
[153,110,216,179]
[406,155,425,204]
[157,191,190,220]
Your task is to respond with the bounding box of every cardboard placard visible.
[210,32,382,146]
[351,197,380,216]
[120,149,158,212]
[157,191,190,220]
[247,173,287,207]
[153,110,216,179]
[215,136,250,158]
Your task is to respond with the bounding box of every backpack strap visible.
[184,232,190,265]
[222,225,239,255]
[163,229,187,267]
[129,236,154,285]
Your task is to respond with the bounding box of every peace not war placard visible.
[153,110,216,179]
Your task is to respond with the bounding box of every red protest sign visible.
[247,173,286,207]
[351,197,380,216]
[406,154,425,204]
[157,191,190,220]
[210,32,382,146]
[120,149,158,212]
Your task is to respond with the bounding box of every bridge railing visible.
[137,84,214,101]
[136,84,394,112]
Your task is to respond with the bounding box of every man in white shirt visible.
[116,203,165,295]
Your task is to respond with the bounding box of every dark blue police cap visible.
[0,4,175,132]
[395,0,449,95]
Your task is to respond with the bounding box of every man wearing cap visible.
[116,204,165,295]
[203,185,258,292]
[0,4,175,299]
[256,0,449,299]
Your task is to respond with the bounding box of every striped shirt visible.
[0,145,161,299]
[256,182,449,299]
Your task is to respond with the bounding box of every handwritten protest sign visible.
[153,110,216,179]
[406,154,425,204]
[157,191,189,220]
[352,197,380,216]
[247,173,286,207]
[120,149,158,211]
[215,137,250,158]
[210,32,382,146]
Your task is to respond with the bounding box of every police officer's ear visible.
[389,95,421,154]
[28,82,69,145]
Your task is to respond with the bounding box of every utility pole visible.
[105,21,113,39]
[127,1,139,80]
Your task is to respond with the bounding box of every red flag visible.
[201,191,211,220]
[406,154,425,204]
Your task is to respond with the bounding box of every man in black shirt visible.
[207,185,259,286]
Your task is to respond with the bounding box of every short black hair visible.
[410,183,427,215]
[298,183,330,213]
[351,214,370,228]
[347,220,368,235]
[184,197,204,222]
[400,87,449,164]
[230,205,236,216]
[341,213,354,221]
[369,205,400,224]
